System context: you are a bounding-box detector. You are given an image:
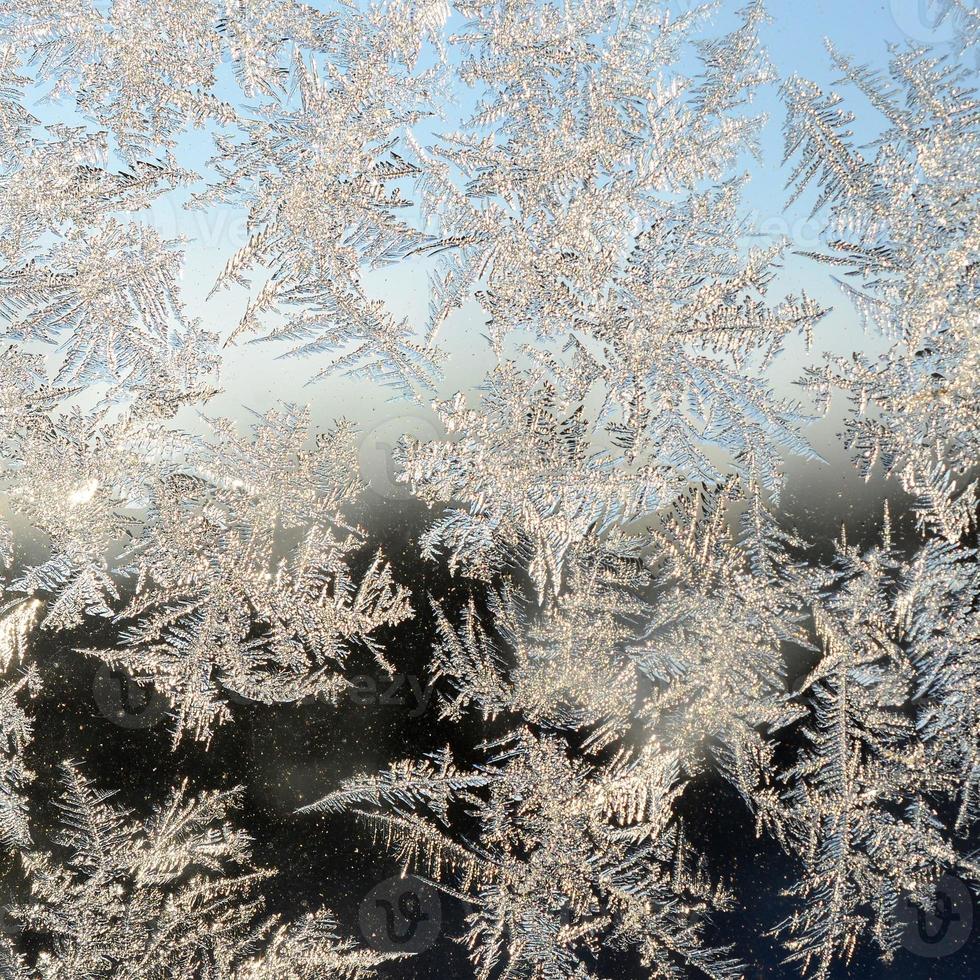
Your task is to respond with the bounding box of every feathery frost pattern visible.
[0,0,976,977]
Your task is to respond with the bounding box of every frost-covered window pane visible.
[0,1,976,977]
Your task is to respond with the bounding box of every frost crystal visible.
[0,1,975,977]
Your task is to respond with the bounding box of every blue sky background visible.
[12,0,976,525]
[4,10,978,975]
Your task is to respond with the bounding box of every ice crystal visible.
[81,407,413,744]
[0,763,399,978]
[0,1,974,978]
[787,32,980,479]
[311,731,743,979]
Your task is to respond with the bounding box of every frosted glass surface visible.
[0,2,976,977]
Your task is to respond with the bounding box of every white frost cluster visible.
[0,1,976,977]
